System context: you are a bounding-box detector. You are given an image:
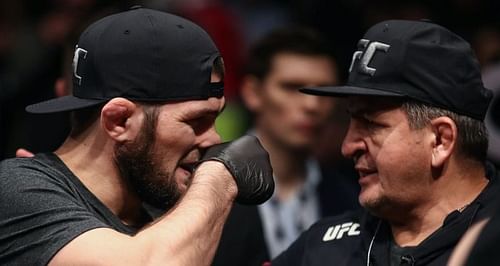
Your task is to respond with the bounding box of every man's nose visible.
[341,120,366,159]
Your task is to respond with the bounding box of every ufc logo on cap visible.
[73,46,88,85]
[349,39,390,76]
[322,222,361,241]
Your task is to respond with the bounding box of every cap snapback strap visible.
[208,82,224,98]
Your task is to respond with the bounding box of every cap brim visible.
[300,85,405,98]
[26,95,107,114]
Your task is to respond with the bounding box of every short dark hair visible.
[402,101,489,162]
[246,27,335,80]
[70,104,103,137]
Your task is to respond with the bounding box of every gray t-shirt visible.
[0,153,143,265]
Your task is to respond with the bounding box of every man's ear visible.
[100,98,140,142]
[240,75,263,112]
[430,116,458,168]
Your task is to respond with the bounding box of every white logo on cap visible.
[73,46,88,85]
[349,39,390,76]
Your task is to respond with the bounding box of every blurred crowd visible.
[1,0,500,163]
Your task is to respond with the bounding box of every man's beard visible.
[362,194,413,222]
[114,115,182,211]
[361,196,390,215]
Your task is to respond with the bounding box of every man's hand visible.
[16,148,34,158]
[200,135,274,205]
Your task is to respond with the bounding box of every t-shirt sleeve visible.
[0,158,110,266]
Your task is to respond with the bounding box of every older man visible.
[273,19,498,266]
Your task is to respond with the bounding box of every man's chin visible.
[360,194,396,218]
[143,187,182,211]
[359,190,381,210]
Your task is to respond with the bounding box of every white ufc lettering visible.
[322,222,361,241]
[348,39,390,76]
[73,46,88,85]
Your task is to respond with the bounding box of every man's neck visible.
[390,162,488,247]
[55,132,146,227]
[255,130,310,202]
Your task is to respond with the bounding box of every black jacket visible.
[212,165,360,266]
[273,164,500,266]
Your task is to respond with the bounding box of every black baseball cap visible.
[301,20,492,121]
[26,6,223,114]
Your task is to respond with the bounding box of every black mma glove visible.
[200,135,274,205]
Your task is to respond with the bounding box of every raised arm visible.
[49,135,274,266]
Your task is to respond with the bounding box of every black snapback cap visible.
[26,6,223,114]
[301,20,493,120]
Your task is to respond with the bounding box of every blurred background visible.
[1,0,500,164]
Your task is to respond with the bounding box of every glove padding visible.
[200,135,274,205]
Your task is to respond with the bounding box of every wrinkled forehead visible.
[346,96,405,115]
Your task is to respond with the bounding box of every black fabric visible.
[318,165,360,216]
[213,166,360,266]
[212,204,270,266]
[0,153,146,265]
[465,209,500,266]
[390,241,417,266]
[272,164,500,266]
[301,20,492,121]
[465,167,500,266]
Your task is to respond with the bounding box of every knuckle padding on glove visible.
[200,135,274,205]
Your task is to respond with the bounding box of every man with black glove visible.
[201,135,274,205]
[0,7,273,266]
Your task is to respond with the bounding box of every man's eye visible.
[366,118,376,125]
[362,117,382,129]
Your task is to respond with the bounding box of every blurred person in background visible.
[473,26,500,167]
[213,28,359,265]
[0,0,128,160]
